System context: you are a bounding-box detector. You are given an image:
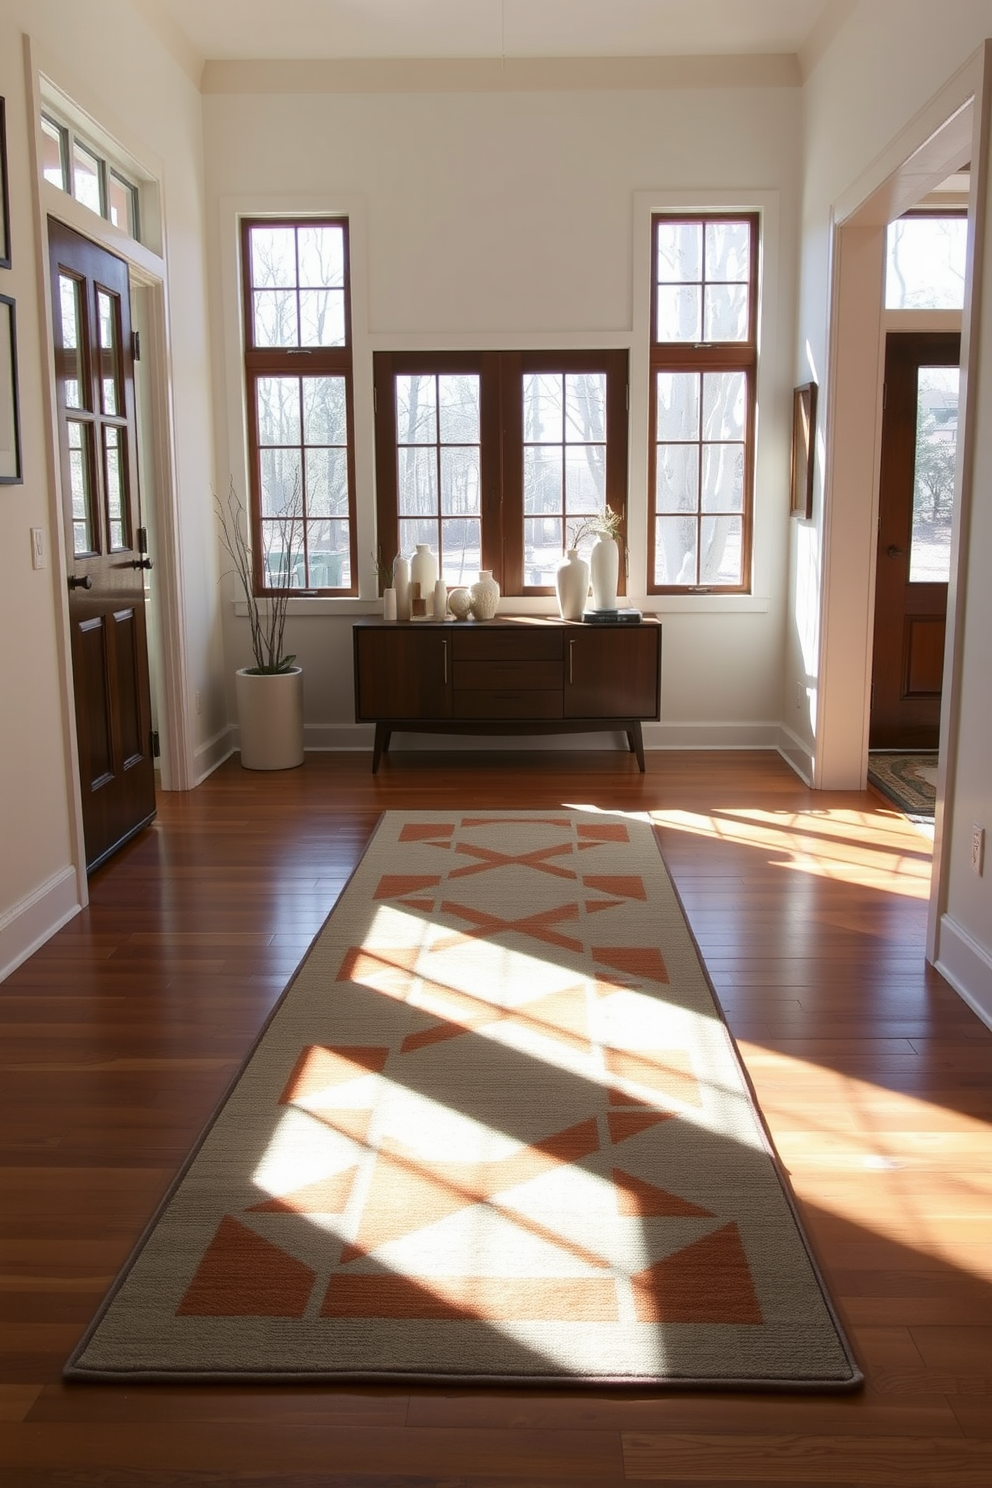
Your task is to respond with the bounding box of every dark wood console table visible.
[353,616,661,773]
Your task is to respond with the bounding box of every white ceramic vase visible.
[392,555,411,621]
[410,544,438,617]
[433,578,448,621]
[382,587,397,622]
[236,666,304,770]
[589,534,620,612]
[469,569,500,621]
[555,549,590,620]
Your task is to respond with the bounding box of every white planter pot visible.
[236,667,304,770]
[589,534,620,612]
[555,549,590,620]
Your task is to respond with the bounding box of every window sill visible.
[234,594,772,618]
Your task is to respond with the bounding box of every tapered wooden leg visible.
[627,721,645,771]
[371,723,391,773]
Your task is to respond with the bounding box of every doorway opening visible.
[867,209,966,828]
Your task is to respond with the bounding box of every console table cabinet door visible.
[355,629,452,719]
[564,627,660,719]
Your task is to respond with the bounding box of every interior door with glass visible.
[870,332,960,748]
[49,218,156,871]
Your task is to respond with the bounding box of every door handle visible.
[129,557,154,570]
[68,574,92,590]
[441,638,448,684]
[568,638,575,684]
[886,545,904,558]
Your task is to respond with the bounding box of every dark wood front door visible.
[870,332,959,748]
[49,219,156,871]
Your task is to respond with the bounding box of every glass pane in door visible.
[97,290,120,415]
[910,365,959,583]
[58,274,85,409]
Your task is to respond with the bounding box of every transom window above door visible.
[41,112,141,242]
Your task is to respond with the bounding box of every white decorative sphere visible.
[448,587,473,620]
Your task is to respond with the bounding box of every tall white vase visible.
[555,549,590,620]
[392,555,411,621]
[236,667,304,770]
[410,544,438,617]
[589,534,619,612]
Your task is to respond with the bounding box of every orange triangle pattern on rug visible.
[66,810,861,1391]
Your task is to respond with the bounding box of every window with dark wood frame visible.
[373,349,628,597]
[241,216,358,594]
[648,213,758,593]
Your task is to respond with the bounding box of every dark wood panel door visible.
[564,626,660,718]
[354,627,452,719]
[870,333,959,749]
[49,219,155,871]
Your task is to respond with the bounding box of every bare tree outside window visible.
[242,218,357,594]
[649,214,757,592]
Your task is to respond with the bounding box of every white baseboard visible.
[0,867,81,983]
[934,914,992,1032]
[193,726,237,784]
[645,721,781,750]
[776,723,815,785]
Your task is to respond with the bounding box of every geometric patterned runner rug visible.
[66,810,861,1390]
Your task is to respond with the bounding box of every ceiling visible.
[137,0,838,64]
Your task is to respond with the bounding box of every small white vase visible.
[236,666,304,770]
[382,587,397,622]
[589,534,619,612]
[433,578,448,621]
[469,569,500,621]
[555,549,590,621]
[392,555,411,621]
[410,544,438,618]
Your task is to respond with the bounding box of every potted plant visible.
[215,479,305,770]
[373,547,397,620]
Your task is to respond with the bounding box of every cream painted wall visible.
[0,12,74,947]
[794,1,992,1021]
[201,80,802,749]
[0,0,222,976]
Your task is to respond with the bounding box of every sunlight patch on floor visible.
[647,806,932,898]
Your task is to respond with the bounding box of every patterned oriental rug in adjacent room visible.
[867,752,938,819]
[67,810,861,1390]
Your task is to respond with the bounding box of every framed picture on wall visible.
[0,97,10,269]
[1,295,22,483]
[790,381,817,518]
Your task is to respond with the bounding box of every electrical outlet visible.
[796,682,804,710]
[30,528,45,570]
[971,824,985,876]
[195,690,202,715]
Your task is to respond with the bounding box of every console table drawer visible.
[454,689,563,720]
[451,630,561,663]
[452,658,561,691]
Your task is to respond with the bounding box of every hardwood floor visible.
[1,749,990,1487]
